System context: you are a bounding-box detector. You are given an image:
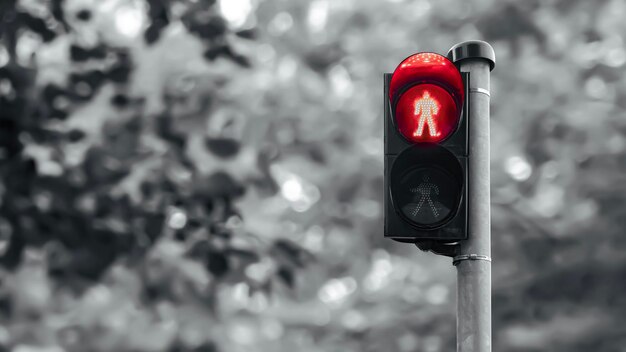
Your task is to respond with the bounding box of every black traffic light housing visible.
[384,71,470,244]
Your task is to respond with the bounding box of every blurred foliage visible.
[0,0,626,351]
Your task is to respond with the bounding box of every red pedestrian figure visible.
[413,91,440,138]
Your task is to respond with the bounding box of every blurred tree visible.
[0,0,625,351]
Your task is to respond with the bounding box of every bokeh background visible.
[1,0,626,351]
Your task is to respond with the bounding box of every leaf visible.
[204,137,240,159]
[206,250,229,278]
[271,239,314,268]
[276,265,294,288]
[198,171,245,199]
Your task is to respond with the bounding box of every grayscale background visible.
[1,0,625,351]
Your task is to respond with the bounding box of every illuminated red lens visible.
[394,83,459,143]
[389,52,464,144]
[389,52,464,106]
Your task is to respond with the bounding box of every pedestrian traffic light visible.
[384,52,469,244]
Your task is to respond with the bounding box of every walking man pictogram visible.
[410,175,440,217]
[413,91,439,137]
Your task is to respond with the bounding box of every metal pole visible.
[447,41,496,352]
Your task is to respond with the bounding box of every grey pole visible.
[447,41,495,352]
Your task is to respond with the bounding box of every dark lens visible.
[396,167,460,227]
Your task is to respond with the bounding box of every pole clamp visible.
[469,87,490,97]
[452,254,492,266]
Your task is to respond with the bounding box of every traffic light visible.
[384,52,469,244]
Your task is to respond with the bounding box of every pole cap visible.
[447,40,495,71]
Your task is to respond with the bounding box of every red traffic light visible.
[389,53,464,144]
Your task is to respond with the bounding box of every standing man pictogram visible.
[410,175,440,217]
[413,91,440,137]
